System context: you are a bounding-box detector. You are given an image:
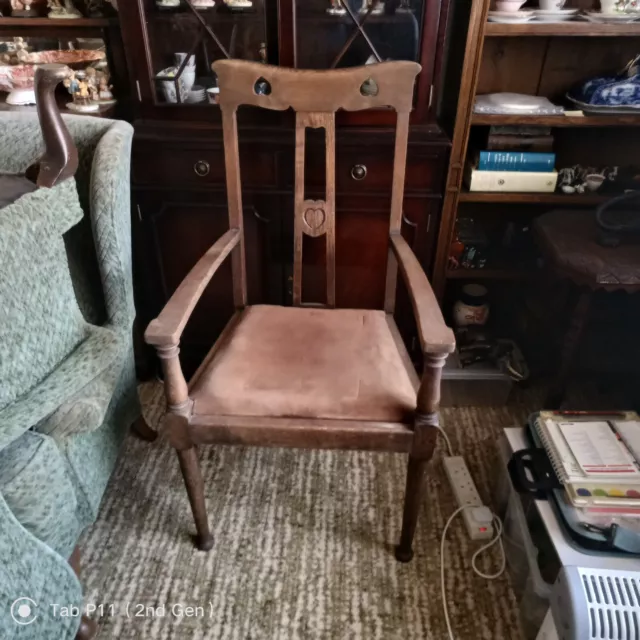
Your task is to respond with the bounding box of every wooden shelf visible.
[0,17,116,27]
[471,113,640,127]
[485,21,640,37]
[446,268,532,280]
[459,191,610,205]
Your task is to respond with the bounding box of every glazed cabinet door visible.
[118,0,278,120]
[134,190,283,377]
[278,0,447,123]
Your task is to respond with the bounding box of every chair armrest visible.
[390,233,455,355]
[145,228,241,347]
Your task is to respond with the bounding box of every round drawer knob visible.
[194,160,210,177]
[351,164,367,181]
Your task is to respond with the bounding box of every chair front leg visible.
[396,353,447,563]
[156,344,213,551]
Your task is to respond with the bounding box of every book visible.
[477,151,556,172]
[489,125,552,136]
[487,134,554,152]
[532,411,640,507]
[465,166,558,192]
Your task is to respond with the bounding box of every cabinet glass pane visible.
[295,0,423,70]
[147,0,268,105]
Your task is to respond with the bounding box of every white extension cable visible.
[434,425,506,640]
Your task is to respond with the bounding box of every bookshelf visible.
[432,0,640,379]
[458,190,611,205]
[485,21,640,37]
[433,0,640,299]
[471,114,640,127]
[0,17,116,27]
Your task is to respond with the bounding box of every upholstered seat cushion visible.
[190,305,417,423]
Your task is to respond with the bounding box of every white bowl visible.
[495,0,526,11]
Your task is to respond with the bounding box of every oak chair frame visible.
[145,60,455,562]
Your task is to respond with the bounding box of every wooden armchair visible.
[145,60,455,562]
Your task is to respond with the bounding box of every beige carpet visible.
[79,382,541,639]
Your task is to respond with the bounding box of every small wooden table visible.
[534,209,640,407]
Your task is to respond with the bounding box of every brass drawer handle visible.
[194,160,210,177]
[350,164,367,181]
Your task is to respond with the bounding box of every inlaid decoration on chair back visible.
[212,59,421,307]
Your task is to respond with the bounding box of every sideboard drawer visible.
[132,142,278,188]
[296,148,443,194]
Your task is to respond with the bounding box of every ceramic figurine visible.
[47,0,82,19]
[0,37,30,65]
[326,0,346,15]
[558,164,615,194]
[10,0,39,17]
[359,0,384,14]
[97,69,115,103]
[259,42,267,64]
[64,70,100,111]
[192,0,216,8]
[618,0,640,11]
[223,0,253,8]
[84,67,100,102]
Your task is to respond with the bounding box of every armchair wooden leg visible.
[68,546,98,640]
[75,616,98,640]
[131,415,157,442]
[177,447,214,551]
[396,353,446,563]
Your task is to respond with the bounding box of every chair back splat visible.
[212,60,421,308]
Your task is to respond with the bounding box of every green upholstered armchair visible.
[0,67,150,640]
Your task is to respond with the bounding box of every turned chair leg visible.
[396,353,446,563]
[396,454,431,563]
[546,290,592,409]
[177,447,214,551]
[131,414,157,442]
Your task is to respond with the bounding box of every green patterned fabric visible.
[0,113,139,640]
[0,178,88,412]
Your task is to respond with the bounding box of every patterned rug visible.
[79,382,541,639]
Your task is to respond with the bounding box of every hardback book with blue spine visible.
[477,151,556,172]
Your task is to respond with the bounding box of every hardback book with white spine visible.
[465,166,558,192]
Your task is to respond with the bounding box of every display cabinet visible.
[118,0,453,375]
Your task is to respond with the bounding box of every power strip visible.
[442,456,494,541]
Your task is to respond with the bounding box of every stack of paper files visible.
[532,411,640,512]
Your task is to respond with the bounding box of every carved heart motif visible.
[303,207,326,231]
